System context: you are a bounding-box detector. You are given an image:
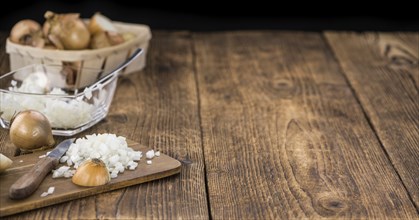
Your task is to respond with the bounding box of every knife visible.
[9,138,75,200]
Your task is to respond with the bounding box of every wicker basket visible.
[6,21,151,88]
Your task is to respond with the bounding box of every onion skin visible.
[9,110,55,151]
[47,34,64,50]
[72,158,110,187]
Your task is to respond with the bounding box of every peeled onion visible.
[0,153,13,173]
[72,158,110,187]
[9,110,55,151]
[88,12,118,34]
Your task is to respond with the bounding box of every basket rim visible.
[0,63,118,98]
[6,21,151,61]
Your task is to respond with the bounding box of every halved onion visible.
[72,158,110,187]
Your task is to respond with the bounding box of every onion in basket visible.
[88,12,118,34]
[88,13,125,48]
[43,11,91,50]
[10,19,45,48]
[90,31,112,49]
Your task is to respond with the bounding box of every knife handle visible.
[9,157,59,200]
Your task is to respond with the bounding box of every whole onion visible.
[44,11,90,50]
[9,110,55,151]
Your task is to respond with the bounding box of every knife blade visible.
[9,138,75,199]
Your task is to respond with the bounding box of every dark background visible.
[1,0,418,31]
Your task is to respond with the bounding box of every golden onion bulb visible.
[59,19,91,50]
[44,11,90,50]
[9,110,55,151]
[72,158,111,187]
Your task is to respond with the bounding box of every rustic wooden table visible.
[0,31,418,219]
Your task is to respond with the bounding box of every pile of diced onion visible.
[0,72,98,128]
[52,133,143,179]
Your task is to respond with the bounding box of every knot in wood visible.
[316,195,348,216]
[270,79,297,99]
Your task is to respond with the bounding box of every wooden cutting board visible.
[0,140,181,217]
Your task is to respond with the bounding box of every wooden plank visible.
[1,32,209,219]
[193,31,418,219]
[91,31,208,219]
[0,140,181,217]
[325,32,419,208]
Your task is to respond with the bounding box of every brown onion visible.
[90,31,111,49]
[44,11,90,50]
[72,158,111,187]
[10,19,45,48]
[9,110,55,151]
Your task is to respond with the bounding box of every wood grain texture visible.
[92,31,208,220]
[0,32,208,219]
[1,31,418,219]
[325,32,419,208]
[193,31,418,219]
[0,141,180,217]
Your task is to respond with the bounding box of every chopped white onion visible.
[58,133,143,179]
[40,186,55,197]
[47,186,55,194]
[40,192,49,197]
[146,150,155,159]
[51,134,162,180]
[63,170,76,178]
[0,71,95,129]
[84,87,93,99]
[59,156,68,163]
[52,166,71,178]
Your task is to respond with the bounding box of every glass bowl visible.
[0,64,118,136]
